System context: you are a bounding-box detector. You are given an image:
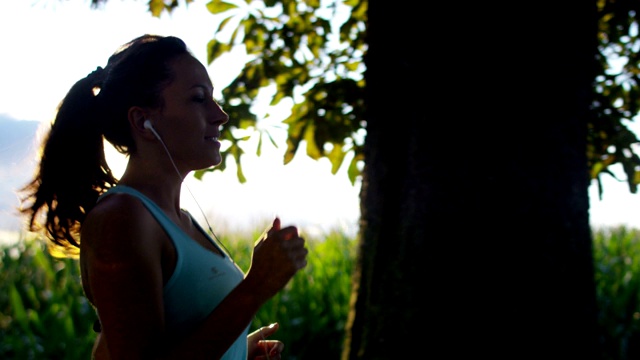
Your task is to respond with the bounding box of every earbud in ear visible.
[144,119,162,141]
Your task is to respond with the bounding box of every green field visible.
[1,226,639,359]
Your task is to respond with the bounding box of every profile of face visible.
[150,54,229,171]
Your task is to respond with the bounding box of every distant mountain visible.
[0,115,42,233]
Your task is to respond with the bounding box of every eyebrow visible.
[191,84,214,92]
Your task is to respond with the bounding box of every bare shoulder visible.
[81,192,163,259]
[79,192,167,309]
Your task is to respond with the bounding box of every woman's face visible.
[154,54,229,172]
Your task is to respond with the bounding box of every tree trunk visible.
[344,2,601,359]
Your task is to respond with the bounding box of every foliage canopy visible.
[592,0,640,198]
[90,0,640,197]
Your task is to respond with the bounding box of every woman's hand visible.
[248,323,284,360]
[248,217,308,299]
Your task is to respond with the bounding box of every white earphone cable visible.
[150,124,232,259]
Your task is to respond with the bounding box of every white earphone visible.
[141,118,227,255]
[144,119,162,141]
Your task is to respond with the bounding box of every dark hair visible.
[19,34,192,254]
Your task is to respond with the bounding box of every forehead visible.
[167,54,213,90]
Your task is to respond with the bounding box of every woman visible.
[19,34,308,359]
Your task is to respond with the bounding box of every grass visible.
[593,225,640,360]
[0,228,355,360]
[2,225,640,359]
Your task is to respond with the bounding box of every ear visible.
[128,106,155,140]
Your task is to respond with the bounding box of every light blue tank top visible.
[98,185,248,359]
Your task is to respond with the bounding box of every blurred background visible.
[2,0,640,246]
[0,0,362,244]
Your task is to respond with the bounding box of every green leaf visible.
[9,284,29,332]
[348,152,364,186]
[327,143,346,175]
[206,0,238,14]
[304,123,322,159]
[147,0,164,17]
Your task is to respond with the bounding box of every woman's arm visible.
[81,195,169,360]
[83,199,306,360]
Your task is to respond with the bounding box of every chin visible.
[192,157,222,171]
[208,155,223,167]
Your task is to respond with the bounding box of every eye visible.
[193,95,206,103]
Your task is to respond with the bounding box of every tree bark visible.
[344,2,601,359]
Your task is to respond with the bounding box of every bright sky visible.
[0,0,361,239]
[2,0,640,241]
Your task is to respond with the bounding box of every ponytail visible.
[20,67,117,255]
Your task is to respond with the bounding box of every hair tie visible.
[91,66,104,76]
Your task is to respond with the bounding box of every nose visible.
[210,99,229,125]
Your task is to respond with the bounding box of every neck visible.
[118,164,184,216]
